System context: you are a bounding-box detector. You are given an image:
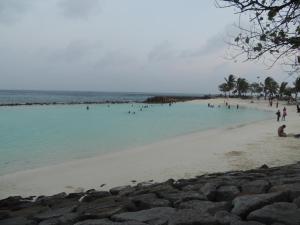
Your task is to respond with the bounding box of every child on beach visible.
[282,107,287,121]
[276,110,281,122]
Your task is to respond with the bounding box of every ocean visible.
[0,90,272,175]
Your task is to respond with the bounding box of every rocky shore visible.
[0,96,215,107]
[144,95,213,104]
[1,163,300,225]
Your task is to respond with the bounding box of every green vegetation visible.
[216,0,300,68]
[218,74,300,101]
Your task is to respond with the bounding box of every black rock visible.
[201,183,219,201]
[110,186,132,196]
[231,192,287,218]
[216,185,240,201]
[241,180,270,194]
[247,202,300,225]
[269,183,300,200]
[293,196,300,207]
[158,191,206,205]
[33,206,77,221]
[178,200,231,215]
[0,216,36,225]
[131,193,170,209]
[81,192,111,203]
[231,221,265,225]
[76,197,127,220]
[168,209,218,225]
[214,210,240,225]
[111,207,176,224]
[74,219,147,225]
[0,210,10,220]
[259,165,269,169]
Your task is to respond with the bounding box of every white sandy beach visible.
[0,98,300,199]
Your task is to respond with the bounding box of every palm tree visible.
[279,82,288,99]
[264,77,278,99]
[219,83,229,97]
[224,74,236,97]
[235,78,249,97]
[250,82,263,97]
[294,76,300,101]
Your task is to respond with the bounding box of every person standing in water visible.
[276,110,281,122]
[282,107,287,121]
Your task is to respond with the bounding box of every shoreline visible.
[1,98,299,199]
[0,95,216,107]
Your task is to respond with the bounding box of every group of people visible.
[275,107,287,122]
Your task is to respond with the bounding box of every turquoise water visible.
[0,103,271,175]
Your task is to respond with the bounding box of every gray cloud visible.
[148,41,176,62]
[58,0,102,19]
[180,33,226,59]
[0,0,34,23]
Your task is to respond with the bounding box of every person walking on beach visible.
[282,107,287,121]
[276,110,281,122]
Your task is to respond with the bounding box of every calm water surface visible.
[0,102,271,175]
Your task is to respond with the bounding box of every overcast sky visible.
[0,0,290,93]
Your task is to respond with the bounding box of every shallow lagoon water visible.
[0,103,271,175]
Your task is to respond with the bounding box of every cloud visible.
[46,40,102,63]
[58,0,102,19]
[148,41,176,62]
[180,34,226,59]
[0,0,34,24]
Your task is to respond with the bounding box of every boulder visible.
[81,192,111,203]
[110,186,132,196]
[33,206,76,221]
[38,218,60,225]
[247,202,300,225]
[158,191,205,205]
[74,218,147,225]
[241,180,270,194]
[111,207,175,224]
[76,197,128,220]
[269,183,300,200]
[0,216,36,225]
[201,183,219,201]
[178,200,231,215]
[231,221,265,225]
[168,209,218,225]
[131,193,170,209]
[231,192,287,218]
[214,210,241,225]
[0,210,10,220]
[216,185,240,201]
[293,196,300,207]
[0,196,23,209]
[132,182,177,196]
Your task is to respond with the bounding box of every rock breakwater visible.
[1,162,300,225]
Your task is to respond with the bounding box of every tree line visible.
[218,74,300,100]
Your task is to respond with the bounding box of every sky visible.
[0,0,291,94]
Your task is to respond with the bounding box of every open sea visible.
[0,90,272,175]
